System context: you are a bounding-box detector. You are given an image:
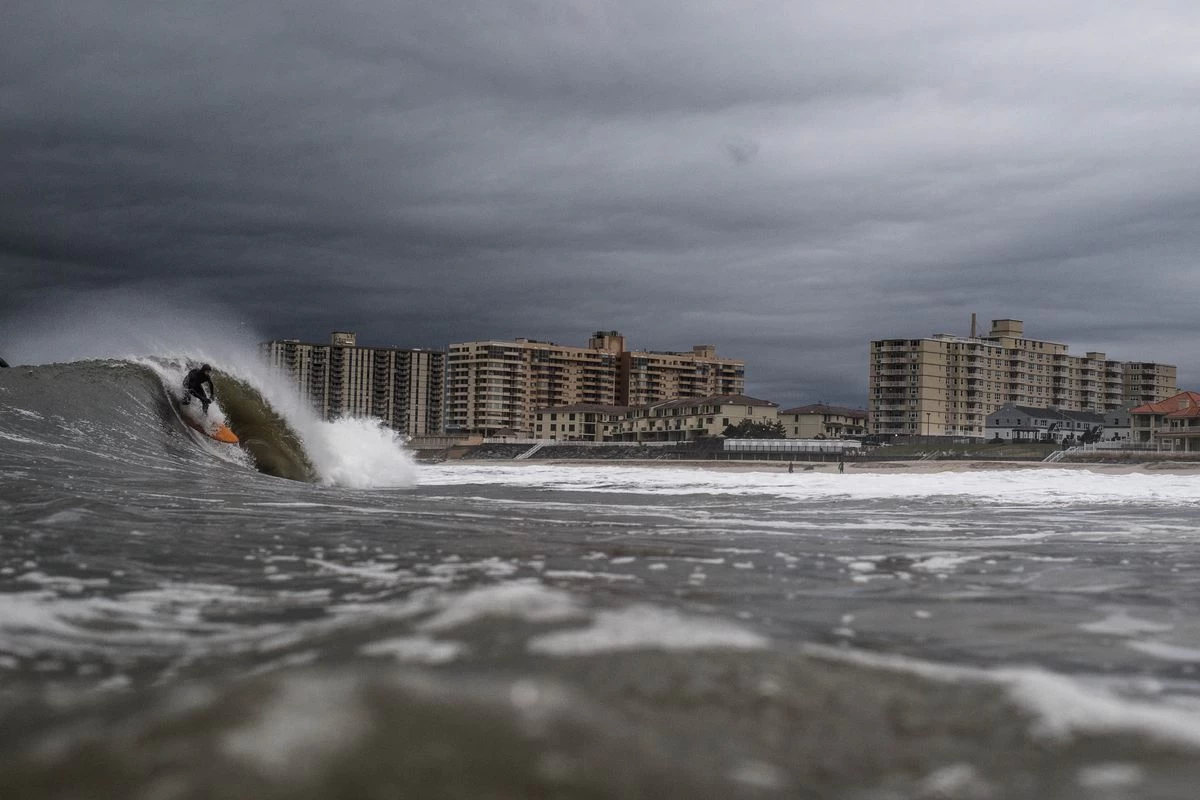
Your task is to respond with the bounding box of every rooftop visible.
[779,403,867,419]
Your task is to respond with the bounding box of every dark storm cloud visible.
[4,1,1200,402]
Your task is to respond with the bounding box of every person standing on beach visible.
[838,460,845,473]
[788,461,794,474]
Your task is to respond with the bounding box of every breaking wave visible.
[0,358,416,488]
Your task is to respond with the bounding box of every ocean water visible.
[4,360,1200,799]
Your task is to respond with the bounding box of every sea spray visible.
[302,417,417,488]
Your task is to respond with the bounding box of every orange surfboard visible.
[209,424,239,444]
[185,417,239,444]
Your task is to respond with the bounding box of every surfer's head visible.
[200,364,211,373]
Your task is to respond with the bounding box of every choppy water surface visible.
[5,362,1200,799]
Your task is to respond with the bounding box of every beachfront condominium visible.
[869,317,1177,438]
[446,330,745,435]
[261,332,445,436]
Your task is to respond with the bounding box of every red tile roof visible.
[1129,391,1200,416]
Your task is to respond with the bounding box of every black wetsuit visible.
[182,368,214,412]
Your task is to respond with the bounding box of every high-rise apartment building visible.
[446,330,744,435]
[262,332,445,436]
[869,318,1177,438]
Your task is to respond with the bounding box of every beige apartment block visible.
[611,395,777,443]
[447,330,744,435]
[779,404,867,439]
[533,404,629,441]
[446,337,618,435]
[618,341,745,406]
[869,318,1178,438]
[262,332,445,436]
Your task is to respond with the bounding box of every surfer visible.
[182,364,216,414]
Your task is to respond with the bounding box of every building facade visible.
[447,330,744,435]
[869,318,1177,438]
[778,404,867,439]
[533,404,629,441]
[262,332,445,436]
[616,339,745,406]
[617,395,776,442]
[984,404,1107,443]
[1130,391,1200,449]
[533,395,776,443]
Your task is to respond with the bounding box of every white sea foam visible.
[1076,762,1144,789]
[806,643,1200,751]
[221,675,366,779]
[420,463,1200,507]
[0,430,42,445]
[542,570,638,582]
[1126,641,1200,661]
[359,635,466,664]
[911,554,983,573]
[417,582,584,632]
[528,604,769,655]
[0,592,81,636]
[1080,611,1175,636]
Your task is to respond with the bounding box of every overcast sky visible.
[3,1,1200,405]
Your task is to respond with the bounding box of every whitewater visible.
[5,356,1200,797]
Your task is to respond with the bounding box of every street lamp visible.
[925,411,931,438]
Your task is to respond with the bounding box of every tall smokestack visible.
[970,313,977,338]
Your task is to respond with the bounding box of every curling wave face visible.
[0,359,416,487]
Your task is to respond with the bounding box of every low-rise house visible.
[985,404,1106,443]
[533,404,629,441]
[533,394,780,443]
[778,404,867,439]
[1130,391,1200,450]
[1104,406,1134,440]
[617,394,779,443]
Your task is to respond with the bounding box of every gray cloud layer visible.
[4,1,1200,404]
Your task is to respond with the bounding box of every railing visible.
[515,443,545,460]
[724,439,863,453]
[1063,442,1163,452]
[1045,442,1164,461]
[480,438,663,447]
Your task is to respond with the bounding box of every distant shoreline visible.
[440,458,1200,475]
